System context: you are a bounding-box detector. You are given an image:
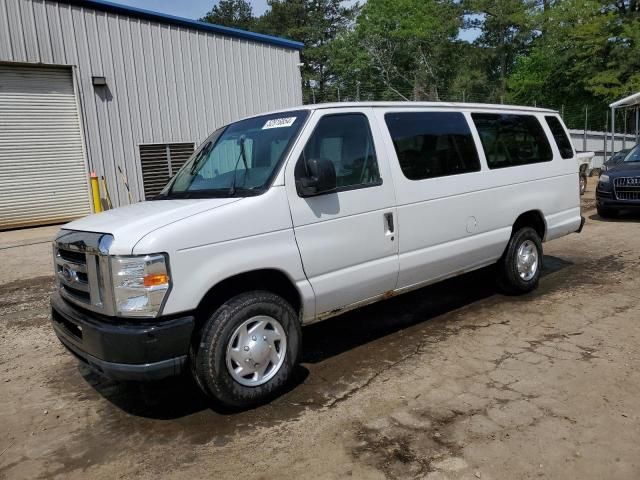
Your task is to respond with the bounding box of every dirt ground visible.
[2,178,640,480]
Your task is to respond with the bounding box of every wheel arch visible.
[512,210,547,241]
[194,268,303,331]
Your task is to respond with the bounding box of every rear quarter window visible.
[384,111,480,180]
[471,113,553,169]
[544,116,574,159]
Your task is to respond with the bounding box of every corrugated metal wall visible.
[0,0,303,207]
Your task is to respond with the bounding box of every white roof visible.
[267,101,557,115]
[610,92,640,109]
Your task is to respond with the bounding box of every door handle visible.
[384,212,394,233]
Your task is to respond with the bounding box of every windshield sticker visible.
[263,117,297,129]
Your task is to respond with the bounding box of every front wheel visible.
[596,205,617,219]
[497,227,542,295]
[192,291,301,408]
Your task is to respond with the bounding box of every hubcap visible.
[516,239,539,281]
[225,315,287,387]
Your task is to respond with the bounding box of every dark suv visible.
[596,144,640,217]
[601,148,631,172]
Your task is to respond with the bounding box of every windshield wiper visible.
[155,189,240,200]
[229,135,250,196]
[190,142,213,175]
[154,142,213,200]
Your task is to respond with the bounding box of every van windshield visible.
[157,110,308,199]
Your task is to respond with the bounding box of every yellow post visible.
[90,171,102,213]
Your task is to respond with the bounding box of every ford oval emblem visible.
[62,265,73,281]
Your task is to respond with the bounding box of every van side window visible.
[298,114,381,190]
[544,116,574,159]
[471,113,553,169]
[384,112,480,180]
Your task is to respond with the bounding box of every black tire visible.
[596,205,616,218]
[497,227,542,295]
[192,291,301,408]
[579,174,587,195]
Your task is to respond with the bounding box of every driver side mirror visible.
[296,158,337,197]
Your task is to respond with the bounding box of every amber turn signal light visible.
[143,273,169,287]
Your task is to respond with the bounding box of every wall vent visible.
[139,143,194,199]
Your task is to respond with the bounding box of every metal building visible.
[0,0,303,229]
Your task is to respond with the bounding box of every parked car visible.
[596,144,640,217]
[51,102,584,407]
[577,152,595,195]
[601,148,631,172]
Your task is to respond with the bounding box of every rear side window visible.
[384,112,480,180]
[299,114,381,190]
[471,113,553,169]
[544,116,574,159]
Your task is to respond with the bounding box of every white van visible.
[51,102,584,407]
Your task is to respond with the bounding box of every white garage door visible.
[0,65,90,230]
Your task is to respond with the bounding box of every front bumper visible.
[596,190,640,210]
[51,292,195,381]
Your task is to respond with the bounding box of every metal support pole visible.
[604,109,608,162]
[90,172,102,213]
[636,107,639,144]
[611,107,615,154]
[583,106,588,151]
[623,110,627,150]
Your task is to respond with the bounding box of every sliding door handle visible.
[384,212,394,233]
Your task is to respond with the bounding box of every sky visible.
[112,0,480,42]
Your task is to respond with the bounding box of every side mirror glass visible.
[296,158,337,197]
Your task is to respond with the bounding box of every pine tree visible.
[200,0,255,30]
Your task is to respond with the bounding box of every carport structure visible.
[610,91,640,152]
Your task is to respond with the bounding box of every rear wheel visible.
[192,291,301,408]
[497,227,542,294]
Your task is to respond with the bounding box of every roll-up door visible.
[0,64,90,230]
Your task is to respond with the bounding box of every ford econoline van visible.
[51,102,584,407]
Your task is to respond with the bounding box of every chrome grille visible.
[613,177,640,201]
[55,248,90,302]
[54,230,115,316]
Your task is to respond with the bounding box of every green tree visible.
[508,0,640,128]
[448,43,499,102]
[332,0,462,101]
[200,0,255,30]
[465,0,535,98]
[257,0,358,103]
[256,0,307,41]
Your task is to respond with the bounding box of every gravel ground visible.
[2,178,640,480]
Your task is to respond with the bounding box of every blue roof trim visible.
[58,0,304,50]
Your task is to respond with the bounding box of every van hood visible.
[63,198,242,254]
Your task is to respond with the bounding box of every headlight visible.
[600,174,610,183]
[111,254,170,317]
